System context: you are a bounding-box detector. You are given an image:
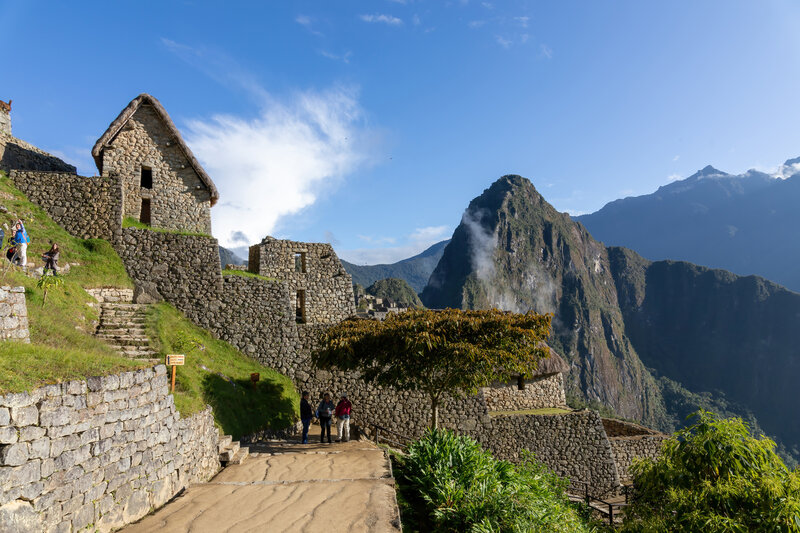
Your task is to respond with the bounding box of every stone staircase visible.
[95,302,158,361]
[218,434,249,465]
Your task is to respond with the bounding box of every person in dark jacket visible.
[316,393,335,444]
[42,243,59,275]
[300,391,313,444]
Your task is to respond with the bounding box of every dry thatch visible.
[532,345,570,377]
[91,94,219,206]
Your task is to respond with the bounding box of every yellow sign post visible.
[166,354,185,393]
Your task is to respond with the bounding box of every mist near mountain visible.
[577,159,800,293]
[421,175,800,463]
[341,240,450,293]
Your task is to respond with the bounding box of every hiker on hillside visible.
[10,220,29,267]
[316,393,335,444]
[42,243,59,275]
[300,391,313,444]
[335,394,352,443]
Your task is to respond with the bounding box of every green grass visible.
[0,173,131,288]
[489,407,574,417]
[0,343,145,394]
[221,269,277,282]
[123,216,211,237]
[148,302,299,438]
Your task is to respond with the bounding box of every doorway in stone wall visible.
[296,290,306,324]
[140,198,151,225]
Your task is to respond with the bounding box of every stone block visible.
[0,427,17,445]
[18,426,45,442]
[28,438,50,459]
[0,408,8,426]
[10,460,40,487]
[0,500,42,533]
[0,442,28,466]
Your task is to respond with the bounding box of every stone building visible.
[248,237,355,324]
[482,347,570,411]
[0,99,11,136]
[91,94,219,234]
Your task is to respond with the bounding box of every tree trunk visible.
[431,396,439,429]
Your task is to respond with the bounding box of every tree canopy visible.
[313,308,552,427]
[622,410,800,533]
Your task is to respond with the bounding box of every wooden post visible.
[171,365,176,393]
[165,354,185,393]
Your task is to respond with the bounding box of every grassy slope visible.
[149,301,299,438]
[0,172,299,439]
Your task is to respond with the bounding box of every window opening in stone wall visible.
[140,198,151,225]
[517,375,526,391]
[296,290,306,324]
[294,252,307,273]
[140,167,153,189]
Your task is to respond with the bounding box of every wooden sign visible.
[166,354,185,392]
[166,354,185,366]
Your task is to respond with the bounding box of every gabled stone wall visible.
[8,171,122,240]
[0,366,220,533]
[100,104,212,234]
[0,108,10,136]
[249,237,355,324]
[482,373,567,411]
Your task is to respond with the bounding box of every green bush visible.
[622,410,800,532]
[395,428,595,532]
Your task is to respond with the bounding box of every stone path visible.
[94,302,158,360]
[120,426,402,533]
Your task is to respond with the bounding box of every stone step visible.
[100,303,149,310]
[98,337,151,347]
[99,319,147,327]
[228,447,249,465]
[219,441,241,463]
[96,327,147,335]
[218,435,233,452]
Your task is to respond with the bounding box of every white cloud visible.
[481,2,494,9]
[358,235,398,245]
[340,225,452,264]
[667,173,682,182]
[295,15,323,36]
[359,14,403,26]
[673,154,680,161]
[496,36,512,48]
[319,49,352,63]
[514,16,529,28]
[184,87,372,248]
[539,44,553,59]
[468,20,486,28]
[412,14,421,25]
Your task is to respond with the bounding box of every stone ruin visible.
[0,94,667,497]
[0,99,10,136]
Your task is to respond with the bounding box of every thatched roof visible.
[91,93,219,206]
[532,346,570,377]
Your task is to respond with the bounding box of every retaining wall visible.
[8,171,121,240]
[0,365,220,532]
[482,373,567,411]
[609,435,667,484]
[0,134,76,174]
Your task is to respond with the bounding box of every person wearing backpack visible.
[316,393,335,444]
[335,394,352,443]
[10,220,29,267]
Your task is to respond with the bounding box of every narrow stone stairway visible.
[218,434,250,465]
[95,302,158,361]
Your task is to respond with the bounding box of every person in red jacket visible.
[334,394,352,442]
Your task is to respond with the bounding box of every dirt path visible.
[121,426,401,533]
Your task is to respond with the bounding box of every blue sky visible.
[3,0,800,263]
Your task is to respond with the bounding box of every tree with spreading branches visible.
[313,308,553,428]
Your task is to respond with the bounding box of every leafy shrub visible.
[622,410,800,532]
[395,428,595,532]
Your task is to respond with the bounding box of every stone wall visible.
[0,365,220,532]
[0,109,10,136]
[482,373,567,411]
[85,288,134,305]
[8,171,122,240]
[249,237,355,324]
[115,229,223,321]
[0,133,76,174]
[0,286,29,343]
[481,411,620,494]
[609,435,667,484]
[100,104,212,234]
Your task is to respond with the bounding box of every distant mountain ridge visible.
[341,239,450,293]
[421,174,800,463]
[576,157,800,293]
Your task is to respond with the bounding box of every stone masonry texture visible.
[0,365,220,532]
[0,133,75,174]
[100,104,212,234]
[0,286,29,343]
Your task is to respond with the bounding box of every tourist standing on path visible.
[10,220,29,267]
[335,394,352,443]
[316,393,335,444]
[300,391,313,444]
